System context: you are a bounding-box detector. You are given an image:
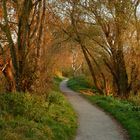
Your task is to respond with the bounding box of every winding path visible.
[60,80,128,140]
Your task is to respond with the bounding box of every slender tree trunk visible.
[80,44,104,94]
[84,47,107,95]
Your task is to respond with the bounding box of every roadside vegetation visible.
[0,78,77,140]
[68,76,140,140]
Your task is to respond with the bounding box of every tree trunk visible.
[80,44,104,94]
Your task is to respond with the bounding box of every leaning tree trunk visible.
[80,44,104,94]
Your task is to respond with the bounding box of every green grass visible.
[0,78,77,140]
[68,77,140,140]
[67,76,95,91]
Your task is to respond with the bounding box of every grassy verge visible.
[0,77,77,140]
[68,77,140,140]
[67,76,91,91]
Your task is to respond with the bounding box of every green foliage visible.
[68,76,98,93]
[0,86,77,140]
[47,91,64,108]
[67,76,91,91]
[53,77,64,84]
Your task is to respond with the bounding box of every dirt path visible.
[60,80,128,140]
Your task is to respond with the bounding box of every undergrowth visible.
[0,77,77,140]
[67,76,92,91]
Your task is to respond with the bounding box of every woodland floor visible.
[60,79,128,140]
